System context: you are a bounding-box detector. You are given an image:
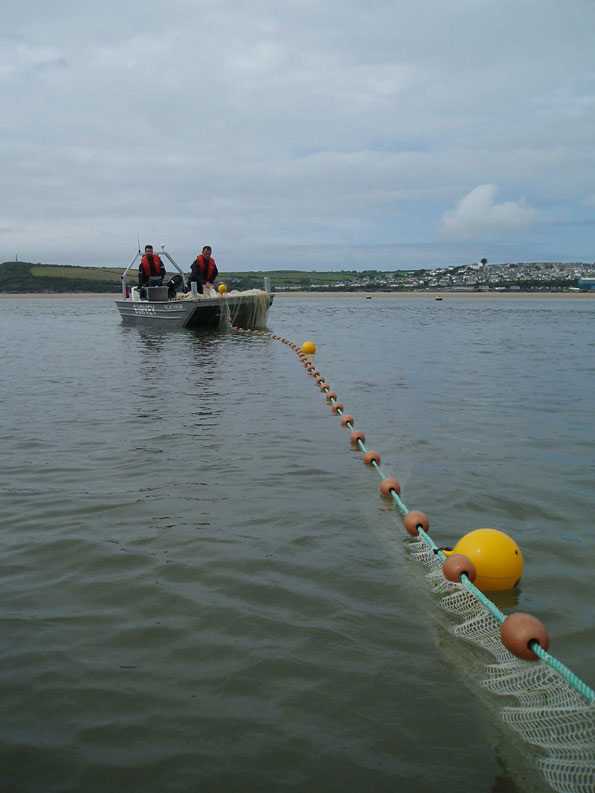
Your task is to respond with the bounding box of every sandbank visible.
[0,291,592,299]
[272,291,593,298]
[0,293,121,298]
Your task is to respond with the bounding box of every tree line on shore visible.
[0,259,587,293]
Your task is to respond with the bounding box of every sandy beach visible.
[273,290,593,298]
[0,293,123,299]
[0,291,592,299]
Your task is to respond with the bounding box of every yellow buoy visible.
[218,284,227,294]
[443,528,523,592]
[301,341,316,354]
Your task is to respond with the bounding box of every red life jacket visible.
[195,254,216,281]
[141,254,163,277]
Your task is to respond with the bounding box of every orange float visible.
[443,554,476,583]
[380,477,400,496]
[403,510,430,536]
[500,613,550,661]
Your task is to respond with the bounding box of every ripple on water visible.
[0,297,592,793]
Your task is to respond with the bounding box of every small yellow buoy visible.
[218,284,227,294]
[443,528,524,592]
[301,341,316,354]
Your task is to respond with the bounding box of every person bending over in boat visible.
[188,246,218,294]
[138,244,166,288]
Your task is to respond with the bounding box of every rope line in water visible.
[231,322,594,704]
[230,321,595,793]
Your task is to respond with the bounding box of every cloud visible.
[1,1,595,267]
[440,185,536,241]
[0,41,67,78]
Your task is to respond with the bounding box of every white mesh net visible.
[538,758,595,793]
[406,537,595,793]
[176,288,271,330]
[224,289,270,329]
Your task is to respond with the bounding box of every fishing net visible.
[406,534,595,792]
[221,289,270,330]
[176,287,270,330]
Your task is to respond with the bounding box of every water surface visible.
[1,295,593,792]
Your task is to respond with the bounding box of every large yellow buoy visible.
[443,528,523,592]
[301,341,316,354]
[218,283,227,294]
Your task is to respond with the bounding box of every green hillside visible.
[30,265,122,282]
[0,262,122,293]
[0,261,382,293]
[219,269,365,291]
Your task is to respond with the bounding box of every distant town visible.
[275,261,595,292]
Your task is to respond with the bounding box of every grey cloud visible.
[1,0,595,268]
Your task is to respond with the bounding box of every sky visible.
[1,0,595,271]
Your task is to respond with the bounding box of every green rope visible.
[460,574,507,622]
[530,645,595,704]
[417,527,443,555]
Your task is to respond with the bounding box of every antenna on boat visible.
[137,232,141,254]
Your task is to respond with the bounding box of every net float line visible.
[230,322,594,700]
[229,322,595,793]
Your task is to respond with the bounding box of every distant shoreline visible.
[0,290,592,299]
[0,293,123,298]
[273,291,594,298]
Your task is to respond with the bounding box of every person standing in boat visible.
[138,244,166,288]
[188,246,218,294]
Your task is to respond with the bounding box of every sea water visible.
[1,295,593,793]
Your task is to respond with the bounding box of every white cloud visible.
[440,185,536,241]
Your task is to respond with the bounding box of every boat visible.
[114,247,273,329]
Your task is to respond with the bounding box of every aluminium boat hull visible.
[115,291,272,329]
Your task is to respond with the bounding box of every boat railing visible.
[120,247,187,298]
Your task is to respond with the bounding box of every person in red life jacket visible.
[138,244,166,288]
[188,246,218,294]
